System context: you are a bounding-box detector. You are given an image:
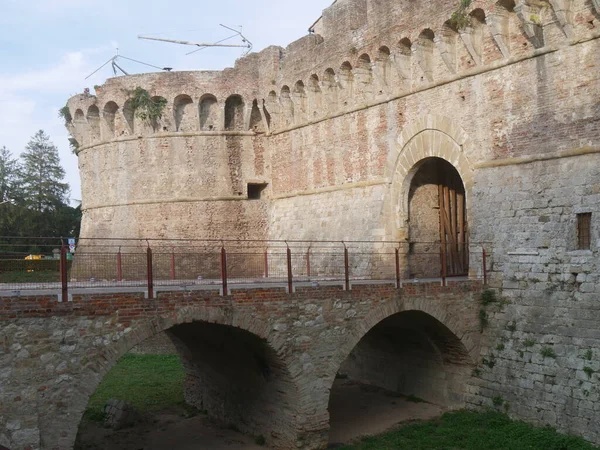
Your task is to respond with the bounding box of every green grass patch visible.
[0,270,59,283]
[83,354,184,422]
[337,410,598,450]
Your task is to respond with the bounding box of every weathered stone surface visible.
[53,0,600,447]
[0,282,481,449]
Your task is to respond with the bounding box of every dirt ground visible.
[76,380,443,449]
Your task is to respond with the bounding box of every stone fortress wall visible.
[66,0,600,443]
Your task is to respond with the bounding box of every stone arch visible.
[396,38,413,81]
[416,29,435,82]
[54,306,302,450]
[375,46,391,86]
[173,94,195,132]
[326,300,477,444]
[322,69,338,113]
[308,74,322,116]
[249,98,265,132]
[293,80,307,121]
[381,115,474,242]
[355,54,373,90]
[122,99,135,134]
[149,95,168,132]
[489,0,516,58]
[86,105,101,143]
[74,108,85,122]
[468,8,487,64]
[102,101,119,137]
[338,62,354,105]
[437,21,459,73]
[280,85,294,126]
[199,94,219,131]
[224,94,245,131]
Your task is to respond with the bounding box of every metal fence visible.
[0,237,491,298]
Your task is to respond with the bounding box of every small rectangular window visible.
[577,213,592,250]
[247,183,268,200]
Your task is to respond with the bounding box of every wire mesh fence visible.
[0,237,492,296]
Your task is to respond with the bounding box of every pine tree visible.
[0,145,19,203]
[19,130,70,212]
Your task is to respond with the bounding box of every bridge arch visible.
[51,305,303,450]
[326,299,476,444]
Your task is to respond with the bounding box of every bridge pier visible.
[0,282,482,450]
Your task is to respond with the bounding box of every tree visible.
[0,145,19,203]
[19,130,70,212]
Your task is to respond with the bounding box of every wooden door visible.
[437,167,468,276]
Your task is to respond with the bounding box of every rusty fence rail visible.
[0,237,492,298]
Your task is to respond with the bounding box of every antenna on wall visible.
[85,48,173,80]
[138,24,253,56]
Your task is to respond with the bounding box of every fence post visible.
[482,245,487,285]
[344,245,350,291]
[306,247,311,278]
[286,246,293,294]
[395,247,401,288]
[60,243,68,301]
[170,248,176,280]
[263,249,269,278]
[146,246,154,299]
[116,247,122,282]
[221,246,228,296]
[440,244,447,287]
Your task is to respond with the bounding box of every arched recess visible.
[437,21,459,74]
[279,86,294,127]
[249,99,265,132]
[49,307,302,450]
[102,101,119,138]
[322,68,338,112]
[381,115,474,256]
[292,81,307,122]
[396,38,413,82]
[199,94,219,130]
[355,53,373,90]
[173,94,195,132]
[122,99,135,134]
[416,29,435,82]
[374,46,391,88]
[338,62,354,105]
[149,96,168,132]
[308,74,322,117]
[460,9,487,65]
[86,105,101,143]
[488,0,515,58]
[224,94,245,130]
[327,303,476,444]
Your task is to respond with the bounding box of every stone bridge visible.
[0,280,483,450]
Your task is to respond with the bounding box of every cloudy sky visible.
[1,0,329,203]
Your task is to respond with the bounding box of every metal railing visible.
[0,237,492,298]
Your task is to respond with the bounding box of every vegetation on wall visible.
[451,0,472,29]
[127,87,167,123]
[58,105,72,125]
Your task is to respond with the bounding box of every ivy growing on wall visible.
[451,0,472,29]
[58,105,72,125]
[126,87,167,123]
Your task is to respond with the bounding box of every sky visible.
[0,0,329,204]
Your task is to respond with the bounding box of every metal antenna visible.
[138,24,253,57]
[85,48,173,80]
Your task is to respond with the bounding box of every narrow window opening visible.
[577,213,592,250]
[248,183,268,200]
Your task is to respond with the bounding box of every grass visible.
[83,354,185,422]
[337,410,598,450]
[0,270,60,283]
